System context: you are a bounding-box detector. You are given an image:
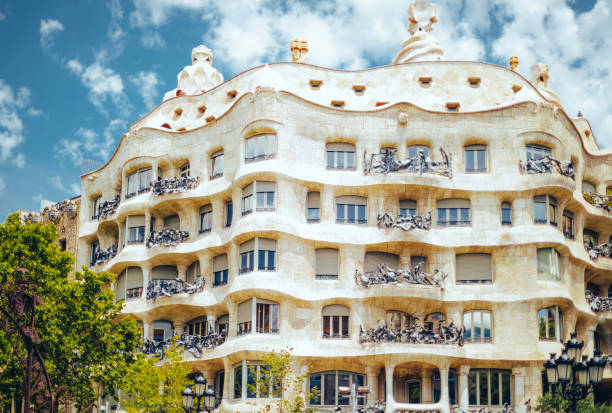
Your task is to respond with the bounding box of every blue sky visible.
[0,0,609,220]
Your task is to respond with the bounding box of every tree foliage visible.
[121,339,192,413]
[0,212,141,412]
[247,348,317,413]
[536,392,612,413]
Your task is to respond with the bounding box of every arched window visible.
[163,214,180,229]
[245,133,276,162]
[326,143,356,170]
[322,305,349,338]
[126,167,152,198]
[309,371,365,407]
[210,149,224,179]
[199,204,212,233]
[463,310,492,343]
[525,144,551,161]
[437,198,470,226]
[582,180,596,194]
[186,316,207,336]
[364,252,399,272]
[538,306,563,341]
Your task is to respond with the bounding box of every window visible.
[153,320,174,342]
[526,144,551,161]
[237,298,279,336]
[92,196,101,219]
[245,134,276,162]
[501,202,512,225]
[186,316,207,336]
[336,195,367,224]
[239,238,276,273]
[322,305,349,338]
[364,252,399,272]
[386,311,415,332]
[437,198,470,226]
[210,150,224,179]
[315,248,339,279]
[562,210,574,239]
[127,215,145,244]
[465,144,487,173]
[537,248,561,281]
[90,241,99,265]
[307,191,320,222]
[468,369,511,407]
[163,214,180,229]
[456,253,492,284]
[151,265,178,282]
[326,143,356,170]
[583,229,599,248]
[582,180,596,194]
[406,381,421,403]
[534,195,557,225]
[399,199,417,217]
[115,266,143,301]
[309,371,365,407]
[538,306,563,341]
[186,261,200,284]
[126,167,152,198]
[199,204,212,233]
[242,181,275,215]
[232,361,279,400]
[179,162,190,177]
[424,313,444,332]
[408,145,430,164]
[225,201,233,227]
[464,310,492,343]
[59,239,66,251]
[213,254,229,286]
[216,314,229,335]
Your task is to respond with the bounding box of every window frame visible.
[225,200,233,227]
[308,371,365,407]
[245,134,276,163]
[322,305,350,339]
[534,195,558,226]
[307,191,321,223]
[199,204,213,233]
[463,310,492,343]
[326,143,356,170]
[335,196,367,225]
[525,144,552,161]
[437,198,471,227]
[91,196,101,219]
[126,167,152,198]
[464,144,488,173]
[537,248,562,281]
[538,306,564,341]
[562,210,574,239]
[210,149,224,179]
[468,369,512,407]
[239,238,277,274]
[501,202,512,225]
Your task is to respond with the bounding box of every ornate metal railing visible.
[152,175,200,196]
[141,330,226,360]
[145,276,204,301]
[146,228,189,248]
[96,195,120,219]
[585,290,612,312]
[359,321,464,346]
[519,156,575,180]
[584,241,612,260]
[92,244,117,265]
[22,213,42,223]
[354,263,447,288]
[378,212,432,231]
[583,192,612,213]
[44,199,78,222]
[363,148,452,177]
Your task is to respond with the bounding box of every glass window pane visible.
[549,204,557,224]
[483,312,491,340]
[464,313,472,341]
[347,204,355,223]
[308,208,320,221]
[438,208,447,225]
[534,201,547,223]
[337,152,345,169]
[234,365,243,399]
[327,151,335,169]
[466,150,475,171]
[258,250,266,270]
[479,371,489,405]
[548,308,556,339]
[333,316,340,337]
[226,202,233,226]
[337,204,345,221]
[247,365,256,398]
[346,151,355,169]
[323,316,330,337]
[469,372,477,405]
[267,192,274,209]
[310,374,322,405]
[502,373,511,405]
[342,316,349,337]
[358,205,366,223]
[324,374,336,406]
[491,372,500,406]
[502,208,511,224]
[474,312,482,341]
[461,208,470,224]
[257,192,265,209]
[538,309,547,339]
[477,150,486,171]
[268,251,275,269]
[338,374,350,405]
[449,208,458,225]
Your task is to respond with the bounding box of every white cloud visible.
[40,19,64,51]
[13,153,25,168]
[54,119,126,166]
[50,175,80,195]
[0,12,6,21]
[129,71,162,109]
[0,80,32,167]
[0,176,5,193]
[70,183,81,195]
[40,199,55,210]
[130,0,209,28]
[141,31,166,49]
[67,60,128,114]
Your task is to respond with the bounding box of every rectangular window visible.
[126,168,152,198]
[92,196,101,219]
[464,310,492,343]
[437,199,470,226]
[211,150,224,179]
[526,144,551,161]
[538,306,563,341]
[562,210,574,239]
[465,145,487,173]
[537,248,561,281]
[326,143,356,170]
[468,370,512,407]
[212,252,228,286]
[90,241,99,265]
[456,253,492,283]
[399,199,417,217]
[534,195,557,226]
[315,248,339,279]
[199,204,212,233]
[245,134,276,162]
[225,201,233,227]
[239,238,276,273]
[336,196,367,224]
[256,302,279,333]
[307,191,320,222]
[256,181,275,211]
[126,215,146,244]
[322,315,349,338]
[179,163,190,178]
[501,202,512,225]
[242,183,253,215]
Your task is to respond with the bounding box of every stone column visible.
[174,321,185,336]
[177,265,187,282]
[117,219,124,251]
[366,366,380,403]
[439,367,450,413]
[421,368,433,403]
[141,265,151,295]
[143,321,151,339]
[145,211,151,235]
[458,365,470,410]
[512,367,526,411]
[585,325,597,355]
[384,363,395,413]
[222,358,231,401]
[320,186,335,223]
[600,283,611,298]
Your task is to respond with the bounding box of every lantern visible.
[182,386,194,411]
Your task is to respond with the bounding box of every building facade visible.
[76,3,612,412]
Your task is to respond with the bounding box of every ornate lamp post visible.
[543,332,606,413]
[182,373,219,413]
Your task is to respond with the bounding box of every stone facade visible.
[76,3,612,411]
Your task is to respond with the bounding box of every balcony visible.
[354,263,447,288]
[94,195,120,219]
[146,228,189,248]
[363,148,452,178]
[145,276,204,301]
[141,330,226,359]
[584,241,612,260]
[359,320,464,346]
[378,211,432,231]
[586,290,612,312]
[519,156,575,180]
[91,244,117,265]
[583,192,612,213]
[152,175,200,196]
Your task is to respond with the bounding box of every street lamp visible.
[543,332,603,413]
[182,373,220,413]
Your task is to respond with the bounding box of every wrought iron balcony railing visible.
[363,148,452,177]
[359,321,464,346]
[94,195,120,219]
[519,156,575,179]
[354,263,447,288]
[146,228,189,248]
[583,192,612,213]
[585,290,612,312]
[377,211,432,231]
[145,276,204,301]
[584,241,612,260]
[141,330,226,360]
[152,175,200,196]
[92,244,117,265]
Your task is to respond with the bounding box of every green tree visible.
[247,348,318,413]
[0,212,142,412]
[536,392,612,413]
[121,339,192,413]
